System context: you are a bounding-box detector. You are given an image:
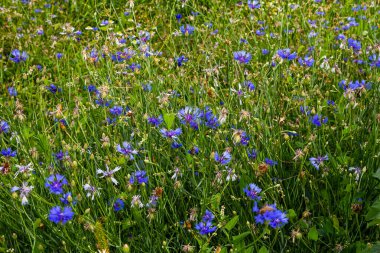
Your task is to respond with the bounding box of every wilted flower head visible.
[11,181,34,205]
[97,165,121,185]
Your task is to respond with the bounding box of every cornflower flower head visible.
[46,84,62,94]
[310,114,328,127]
[232,129,250,146]
[0,121,10,134]
[178,107,202,130]
[233,51,252,64]
[247,149,258,160]
[242,80,255,91]
[248,1,261,9]
[348,38,361,52]
[309,155,328,170]
[97,165,121,185]
[188,146,200,155]
[83,183,101,200]
[180,24,195,35]
[114,198,125,211]
[1,148,17,158]
[195,211,217,235]
[298,56,314,67]
[176,55,188,66]
[14,163,34,178]
[109,106,123,116]
[60,192,76,205]
[9,49,28,63]
[45,174,68,195]
[160,128,182,139]
[116,142,138,160]
[49,206,74,224]
[11,181,34,205]
[147,115,163,127]
[8,87,17,97]
[202,107,220,129]
[129,170,148,185]
[253,203,288,228]
[277,48,297,61]
[214,150,232,165]
[244,183,262,201]
[369,54,380,68]
[264,158,278,166]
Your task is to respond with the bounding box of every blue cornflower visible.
[348,38,361,52]
[130,170,148,185]
[147,115,163,127]
[160,128,182,139]
[178,107,202,130]
[309,155,328,170]
[253,204,288,229]
[54,150,68,161]
[262,49,269,55]
[202,210,215,222]
[195,221,217,235]
[46,84,62,94]
[202,107,220,129]
[180,24,195,35]
[243,81,255,91]
[310,114,328,127]
[9,49,28,63]
[171,142,182,149]
[265,158,278,166]
[114,198,125,211]
[176,55,188,67]
[247,149,258,160]
[233,51,252,64]
[298,56,314,67]
[277,49,297,60]
[248,0,261,9]
[60,192,76,205]
[8,87,17,96]
[0,121,10,134]
[116,142,138,160]
[1,148,16,158]
[109,106,123,116]
[188,146,200,155]
[49,206,74,224]
[336,34,346,40]
[369,54,380,68]
[244,183,262,201]
[87,84,97,93]
[214,150,232,165]
[45,174,68,195]
[175,14,182,22]
[56,53,63,59]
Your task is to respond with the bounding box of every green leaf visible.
[232,231,251,243]
[224,215,239,231]
[331,215,340,231]
[258,246,269,253]
[308,226,318,241]
[211,193,221,211]
[287,209,297,220]
[373,168,380,181]
[163,113,176,129]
